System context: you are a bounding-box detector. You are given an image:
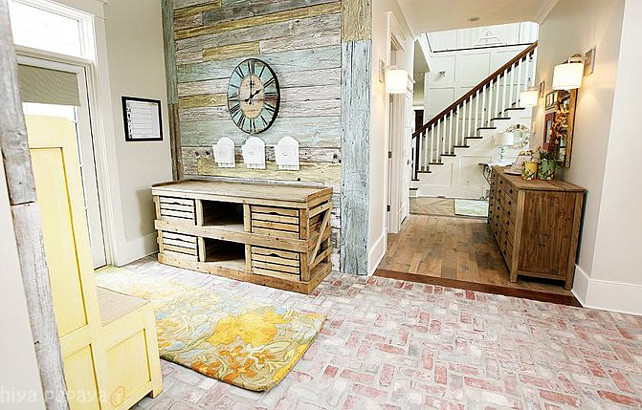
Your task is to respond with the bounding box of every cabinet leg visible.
[509,272,518,283]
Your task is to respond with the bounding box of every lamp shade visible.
[553,61,584,90]
[385,69,408,94]
[519,87,539,107]
[495,132,515,147]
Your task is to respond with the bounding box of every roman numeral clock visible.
[227,58,280,134]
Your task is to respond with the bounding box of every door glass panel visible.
[24,102,107,268]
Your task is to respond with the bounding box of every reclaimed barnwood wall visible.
[166,0,372,273]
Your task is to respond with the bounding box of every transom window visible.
[8,0,94,60]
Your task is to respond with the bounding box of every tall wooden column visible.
[0,0,68,408]
[161,0,183,181]
[341,0,372,275]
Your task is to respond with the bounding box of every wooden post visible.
[0,1,69,408]
[162,0,183,181]
[340,0,372,275]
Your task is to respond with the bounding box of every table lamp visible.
[495,132,515,163]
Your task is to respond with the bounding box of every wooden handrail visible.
[412,41,538,138]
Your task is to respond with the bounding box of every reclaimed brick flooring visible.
[128,257,642,410]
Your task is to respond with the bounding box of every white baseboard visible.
[368,232,387,276]
[113,232,158,267]
[572,265,642,315]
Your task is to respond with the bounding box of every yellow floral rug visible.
[95,266,325,391]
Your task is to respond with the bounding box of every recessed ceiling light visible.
[468,17,480,22]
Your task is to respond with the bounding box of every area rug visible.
[95,266,325,391]
[454,199,489,217]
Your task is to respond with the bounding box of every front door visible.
[20,57,108,268]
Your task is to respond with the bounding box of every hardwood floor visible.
[376,214,578,304]
[410,197,456,217]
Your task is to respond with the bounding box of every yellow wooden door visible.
[26,115,107,410]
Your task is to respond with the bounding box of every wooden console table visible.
[489,167,585,289]
[152,180,333,293]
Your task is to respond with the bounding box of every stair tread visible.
[465,136,483,139]
[409,187,419,191]
[491,117,511,120]
[477,126,497,130]
[441,153,456,157]
[453,145,470,148]
[504,107,526,111]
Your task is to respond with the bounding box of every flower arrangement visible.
[536,147,557,180]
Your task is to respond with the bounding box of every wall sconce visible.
[519,86,540,108]
[553,55,584,90]
[385,69,408,94]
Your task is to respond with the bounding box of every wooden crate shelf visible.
[153,179,333,294]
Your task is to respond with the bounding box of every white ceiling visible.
[397,0,558,35]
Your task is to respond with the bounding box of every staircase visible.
[411,42,538,188]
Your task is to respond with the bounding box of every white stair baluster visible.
[418,130,423,171]
[502,71,509,111]
[516,57,523,106]
[461,101,467,146]
[509,63,516,107]
[467,96,474,140]
[439,117,448,162]
[474,90,481,135]
[455,106,460,148]
[487,83,494,120]
[429,126,435,164]
[448,113,454,154]
[481,87,488,127]
[495,77,504,117]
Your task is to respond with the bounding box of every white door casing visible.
[19,55,108,268]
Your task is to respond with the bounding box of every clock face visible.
[227,58,280,134]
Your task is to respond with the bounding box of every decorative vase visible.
[522,161,538,180]
[538,159,557,180]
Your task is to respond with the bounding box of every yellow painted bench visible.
[97,288,162,409]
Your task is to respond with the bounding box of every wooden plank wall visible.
[167,0,347,270]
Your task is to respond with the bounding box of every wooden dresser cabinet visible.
[488,167,585,289]
[152,180,333,294]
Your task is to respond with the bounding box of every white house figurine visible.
[242,137,266,169]
[213,137,235,168]
[275,136,300,170]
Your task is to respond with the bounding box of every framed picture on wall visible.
[122,96,163,142]
[545,91,558,110]
[543,112,555,151]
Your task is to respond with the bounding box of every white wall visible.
[424,44,530,118]
[102,0,173,265]
[53,0,172,266]
[578,0,642,313]
[532,0,625,304]
[427,22,538,52]
[0,165,45,409]
[369,0,414,274]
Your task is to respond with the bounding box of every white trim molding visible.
[368,232,386,276]
[572,265,642,316]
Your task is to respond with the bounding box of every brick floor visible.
[127,257,642,410]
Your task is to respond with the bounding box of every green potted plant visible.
[537,148,557,180]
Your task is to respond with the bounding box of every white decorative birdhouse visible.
[275,136,300,170]
[213,137,235,168]
[242,137,266,169]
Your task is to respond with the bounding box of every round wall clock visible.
[227,58,280,134]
